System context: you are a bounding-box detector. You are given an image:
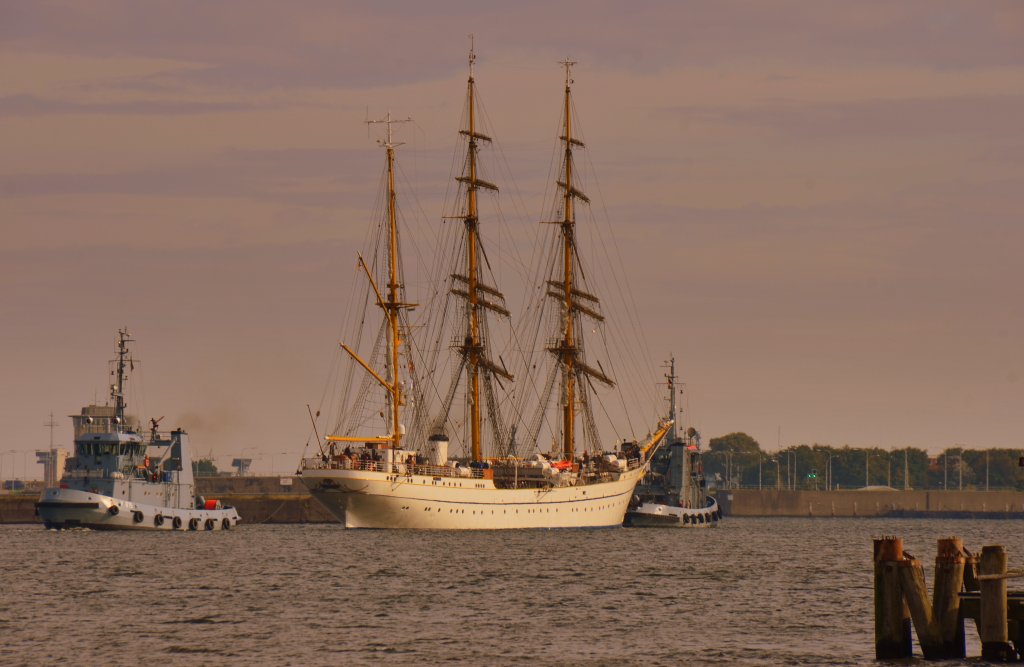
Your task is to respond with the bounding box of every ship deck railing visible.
[302,454,643,480]
[303,457,489,480]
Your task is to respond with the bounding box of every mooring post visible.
[874,536,912,659]
[932,536,966,659]
[979,545,1014,661]
[898,552,944,659]
[963,547,980,592]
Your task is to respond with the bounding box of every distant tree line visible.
[193,459,219,477]
[702,432,1024,491]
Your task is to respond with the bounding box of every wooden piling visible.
[898,554,944,659]
[980,545,1015,661]
[932,537,966,659]
[874,536,912,659]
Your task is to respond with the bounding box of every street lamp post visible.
[2,450,17,488]
[958,450,962,491]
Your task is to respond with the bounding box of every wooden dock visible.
[875,536,1023,661]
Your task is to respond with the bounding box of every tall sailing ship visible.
[299,52,670,529]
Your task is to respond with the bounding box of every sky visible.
[1,1,1022,479]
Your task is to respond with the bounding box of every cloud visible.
[0,93,260,116]
[663,94,1024,141]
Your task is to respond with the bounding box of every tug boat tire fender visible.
[154,514,164,527]
[221,518,231,530]
[188,518,199,531]
[133,511,144,524]
[108,505,119,516]
[204,518,215,531]
[172,516,182,530]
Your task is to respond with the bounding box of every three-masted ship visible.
[299,52,670,529]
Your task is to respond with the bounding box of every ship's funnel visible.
[427,433,449,467]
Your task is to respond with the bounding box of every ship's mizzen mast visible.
[333,112,413,451]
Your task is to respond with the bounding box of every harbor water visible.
[3,518,1023,665]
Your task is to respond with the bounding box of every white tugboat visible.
[36,329,241,531]
[624,357,722,528]
[299,51,671,529]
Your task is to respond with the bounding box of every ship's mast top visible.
[560,58,576,88]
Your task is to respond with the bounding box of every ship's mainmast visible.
[466,48,483,462]
[559,60,578,462]
[451,43,511,462]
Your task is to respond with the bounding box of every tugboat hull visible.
[624,496,722,528]
[37,487,240,531]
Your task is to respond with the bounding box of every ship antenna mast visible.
[365,111,412,449]
[666,357,678,443]
[112,328,133,430]
[44,412,58,448]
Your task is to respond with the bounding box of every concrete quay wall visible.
[718,489,1024,517]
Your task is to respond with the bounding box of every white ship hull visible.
[37,487,241,531]
[301,466,645,529]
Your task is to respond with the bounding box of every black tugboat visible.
[625,357,722,528]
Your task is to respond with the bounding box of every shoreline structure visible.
[4,479,1024,523]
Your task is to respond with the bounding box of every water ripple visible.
[3,518,1024,664]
